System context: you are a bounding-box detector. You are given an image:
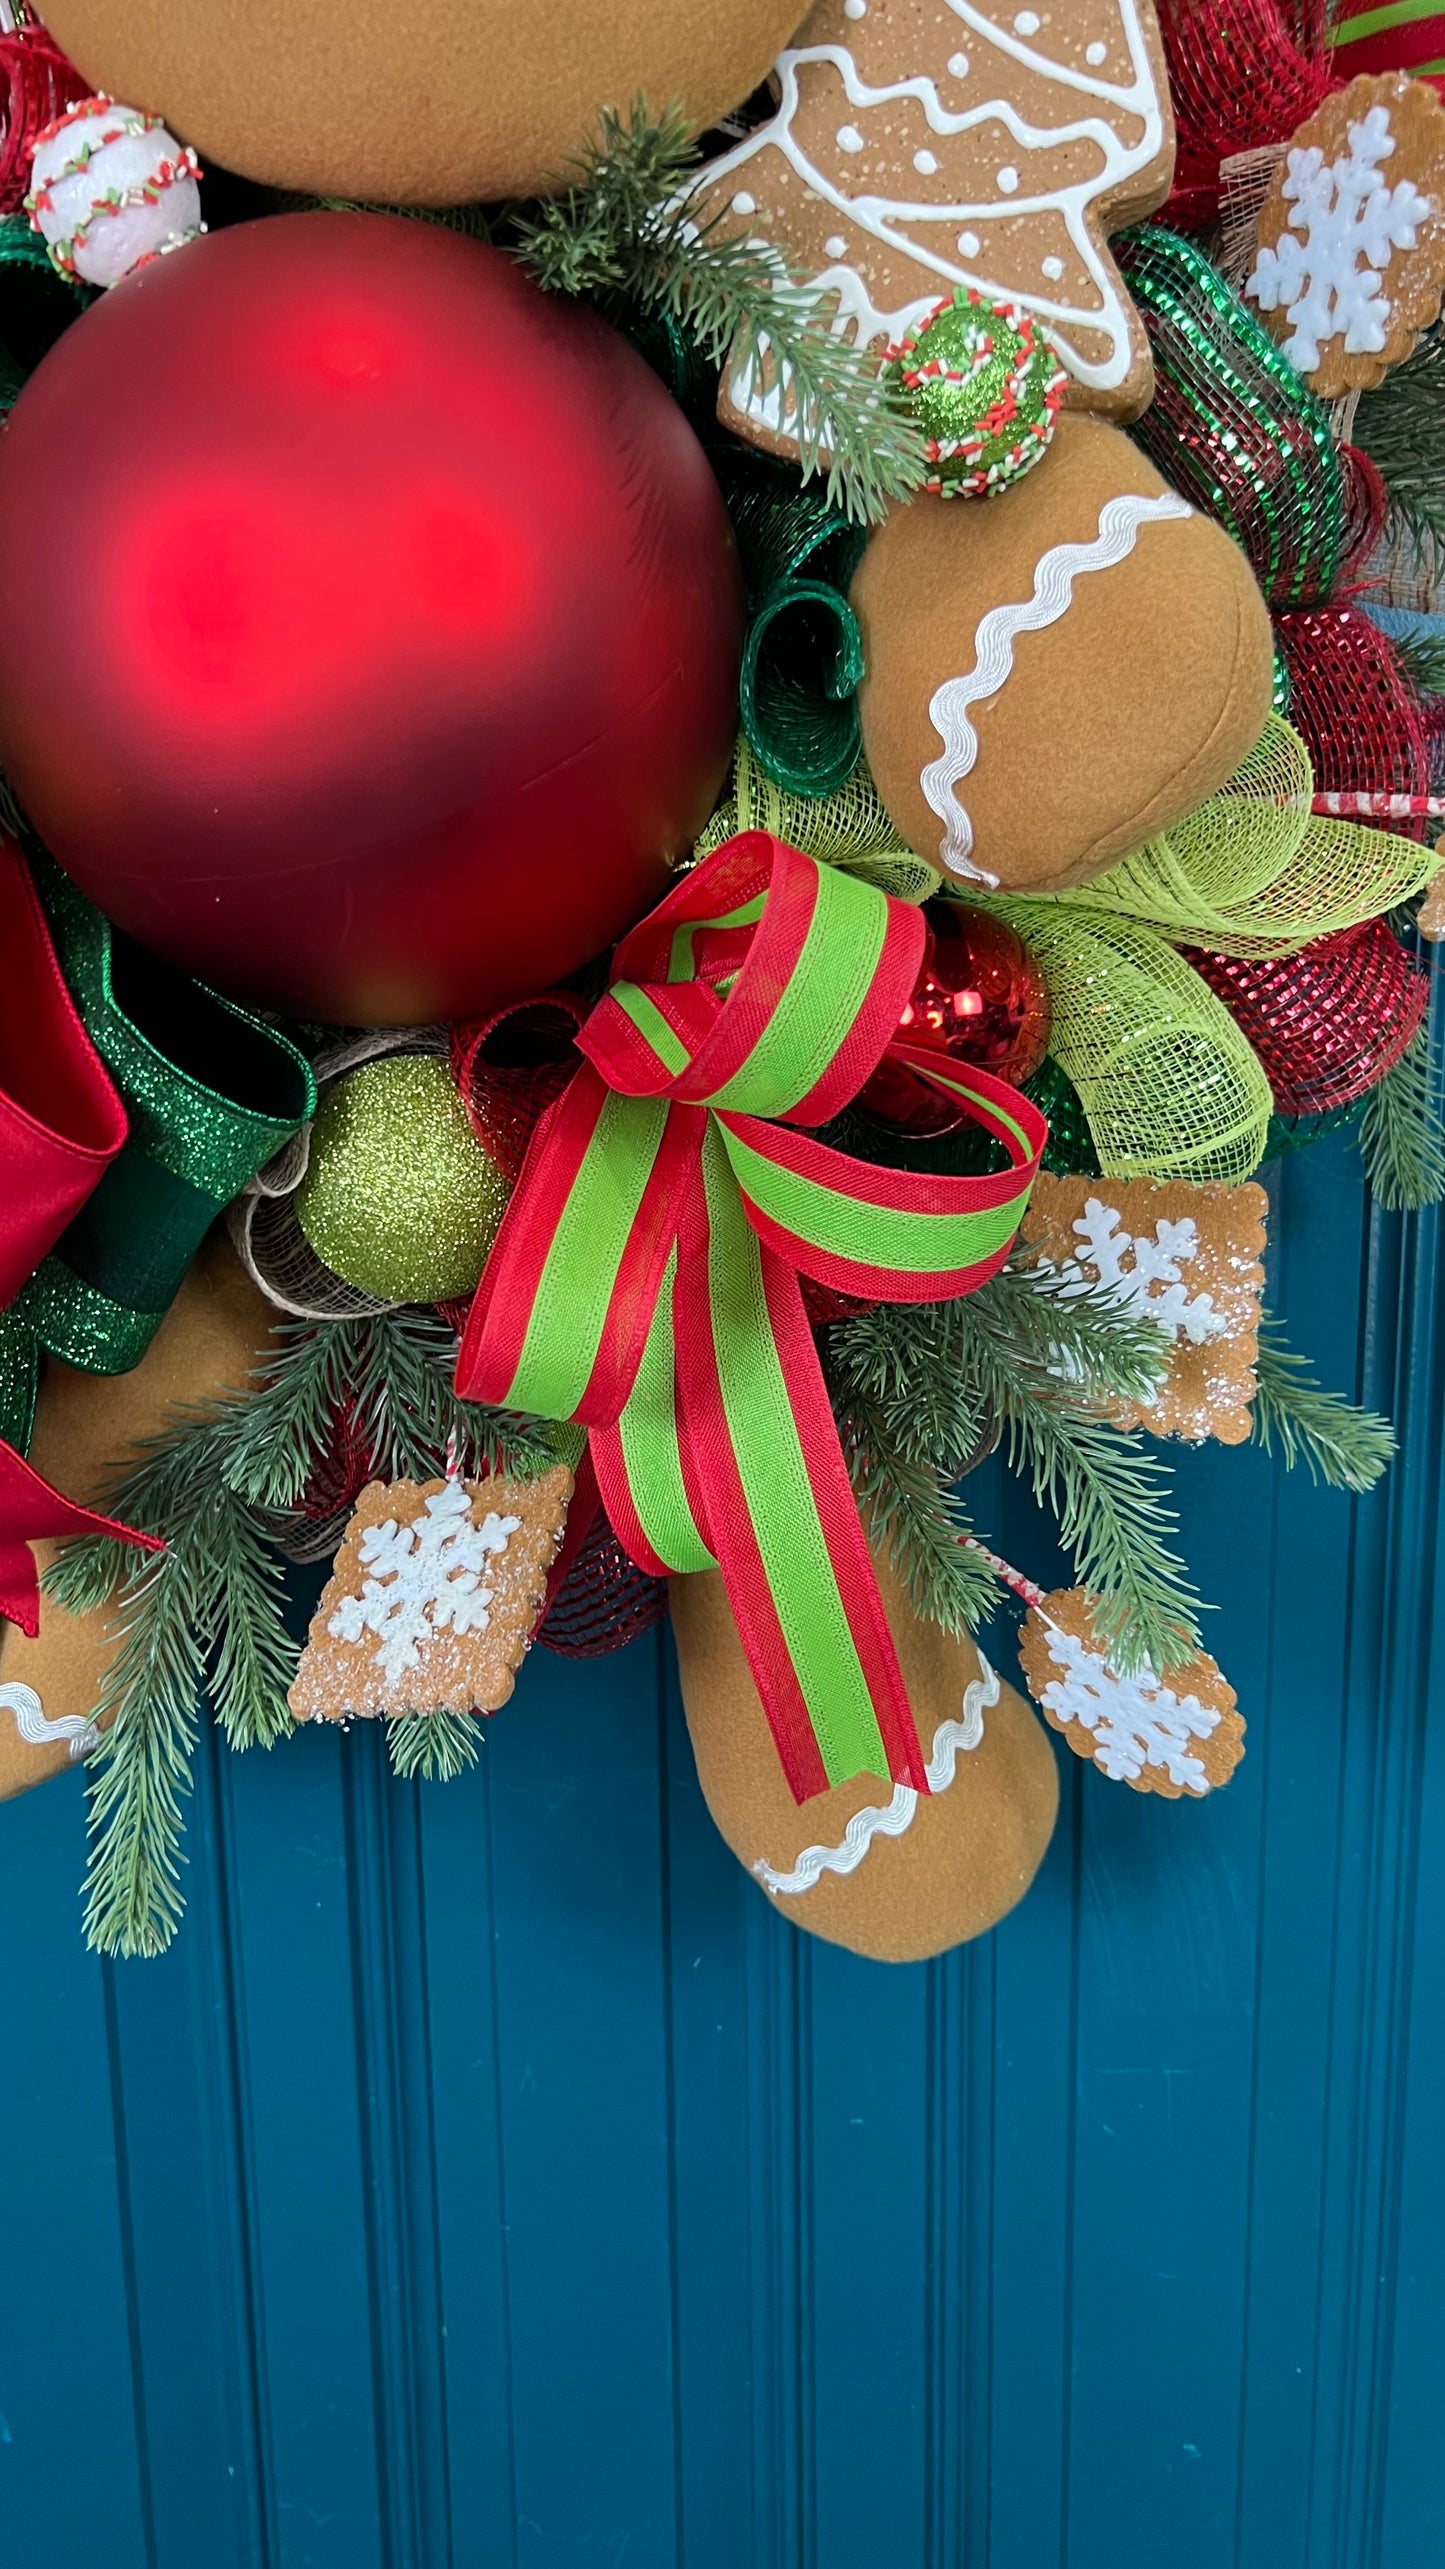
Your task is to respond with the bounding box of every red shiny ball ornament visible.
[0,213,743,1023]
[860,902,1051,1133]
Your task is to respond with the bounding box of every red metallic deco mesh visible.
[1276,605,1436,832]
[1157,0,1337,229]
[1185,919,1428,1114]
[451,993,586,1185]
[536,1503,669,1659]
[296,1395,381,1525]
[0,28,89,214]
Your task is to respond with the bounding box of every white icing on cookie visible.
[921,489,1193,880]
[698,0,1168,429]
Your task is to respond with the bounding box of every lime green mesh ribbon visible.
[0,862,315,1444]
[1012,716,1440,959]
[696,740,940,905]
[973,906,1274,1183]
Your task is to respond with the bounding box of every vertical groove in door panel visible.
[0,1103,1442,2568]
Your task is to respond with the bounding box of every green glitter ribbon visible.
[0,209,85,414]
[0,861,314,1443]
[1116,226,1350,610]
[717,449,868,800]
[884,288,1066,499]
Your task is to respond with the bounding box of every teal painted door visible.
[1,1125,1441,2568]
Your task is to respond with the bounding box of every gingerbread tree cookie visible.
[1247,72,1445,395]
[692,0,1176,459]
[1021,1174,1267,1444]
[1019,1588,1245,1799]
[291,1465,572,1722]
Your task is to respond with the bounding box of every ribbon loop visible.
[458,836,1045,1802]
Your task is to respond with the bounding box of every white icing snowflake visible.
[1039,1624,1220,1792]
[1044,1199,1226,1346]
[1248,104,1432,375]
[328,1483,522,1691]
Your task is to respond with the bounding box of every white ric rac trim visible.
[0,1680,102,1761]
[756,1655,999,1896]
[920,490,1192,879]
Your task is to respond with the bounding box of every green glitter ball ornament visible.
[295,1054,511,1304]
[885,289,1068,499]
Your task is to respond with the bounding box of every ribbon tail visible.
[0,1439,163,1638]
[592,1248,716,1581]
[676,1126,928,1805]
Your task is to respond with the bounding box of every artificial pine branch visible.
[1359,1025,1445,1211]
[208,1504,297,1750]
[388,1710,483,1782]
[512,101,927,523]
[77,1549,207,1960]
[1354,323,1445,546]
[51,1417,285,1959]
[1388,624,1445,701]
[836,1378,1000,1634]
[46,1309,565,1953]
[829,1260,1201,1673]
[1251,1320,1396,1491]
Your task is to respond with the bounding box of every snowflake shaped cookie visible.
[291,1465,573,1721]
[1247,73,1445,396]
[1021,1174,1266,1444]
[1019,1588,1244,1799]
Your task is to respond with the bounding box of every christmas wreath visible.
[0,0,1439,1964]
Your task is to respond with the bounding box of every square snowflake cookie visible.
[290,1465,573,1722]
[1019,1587,1244,1799]
[1021,1173,1267,1444]
[1247,71,1445,396]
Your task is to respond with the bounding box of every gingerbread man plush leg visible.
[671,1543,1059,1962]
[0,1233,275,1802]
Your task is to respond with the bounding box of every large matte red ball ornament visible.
[0,213,744,1023]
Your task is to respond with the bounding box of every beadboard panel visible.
[0,1124,1441,2569]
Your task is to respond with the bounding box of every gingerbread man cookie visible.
[692,0,1176,460]
[1247,72,1445,396]
[1020,1173,1267,1444]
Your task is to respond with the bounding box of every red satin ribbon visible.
[0,839,157,1632]
[0,835,128,1308]
[0,1442,161,1637]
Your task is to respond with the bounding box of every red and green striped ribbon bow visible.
[456,835,1045,1803]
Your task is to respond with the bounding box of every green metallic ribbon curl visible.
[0,859,315,1446]
[717,450,868,800]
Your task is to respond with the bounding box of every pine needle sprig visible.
[53,1416,296,1959]
[208,1503,297,1750]
[959,1258,1172,1411]
[221,1317,365,1508]
[1354,323,1445,545]
[388,1710,483,1782]
[513,101,927,523]
[78,1548,207,1960]
[1251,1319,1395,1491]
[1359,1026,1445,1211]
[45,1307,565,1954]
[829,1260,1201,1672]
[1389,623,1445,701]
[834,1376,1000,1634]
